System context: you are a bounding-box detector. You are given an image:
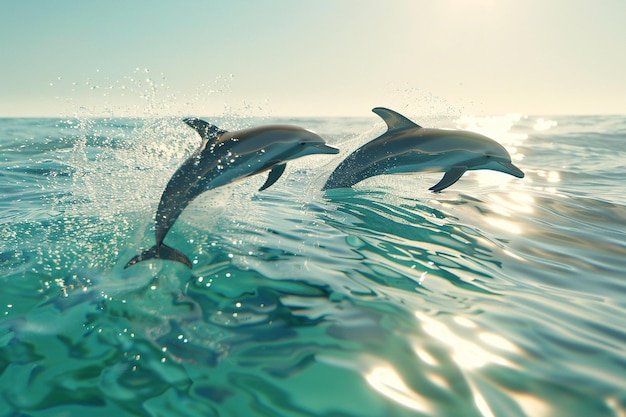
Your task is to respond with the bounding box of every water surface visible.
[1,114,625,416]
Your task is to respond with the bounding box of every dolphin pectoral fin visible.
[124,244,192,269]
[429,166,467,193]
[259,163,287,191]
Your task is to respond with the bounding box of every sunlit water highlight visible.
[1,114,625,416]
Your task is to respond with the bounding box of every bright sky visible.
[1,0,625,117]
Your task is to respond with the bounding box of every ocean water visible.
[1,114,625,416]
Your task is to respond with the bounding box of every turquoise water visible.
[1,114,625,416]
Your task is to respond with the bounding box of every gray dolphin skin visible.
[125,119,339,268]
[322,107,524,192]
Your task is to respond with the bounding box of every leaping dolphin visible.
[126,119,339,268]
[322,107,524,192]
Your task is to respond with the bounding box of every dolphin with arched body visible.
[322,107,524,192]
[126,119,339,268]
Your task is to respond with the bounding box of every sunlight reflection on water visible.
[416,312,519,370]
[412,312,560,417]
[365,365,430,414]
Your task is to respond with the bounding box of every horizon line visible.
[2,111,626,119]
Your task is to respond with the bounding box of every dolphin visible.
[322,107,524,192]
[125,118,339,268]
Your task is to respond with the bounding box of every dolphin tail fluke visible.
[124,244,192,269]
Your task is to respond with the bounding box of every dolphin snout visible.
[498,161,525,178]
[314,143,340,154]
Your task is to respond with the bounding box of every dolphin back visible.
[125,244,192,269]
[323,107,423,190]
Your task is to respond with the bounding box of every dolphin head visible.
[472,154,525,178]
[491,159,525,178]
[455,133,523,178]
[279,128,339,159]
[221,125,339,160]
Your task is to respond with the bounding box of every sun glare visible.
[365,366,429,413]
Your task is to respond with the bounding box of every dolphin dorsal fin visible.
[372,107,422,132]
[183,118,227,144]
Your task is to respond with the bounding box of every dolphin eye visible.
[300,142,307,146]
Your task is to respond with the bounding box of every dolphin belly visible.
[323,151,448,190]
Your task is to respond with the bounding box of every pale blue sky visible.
[1,0,625,117]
